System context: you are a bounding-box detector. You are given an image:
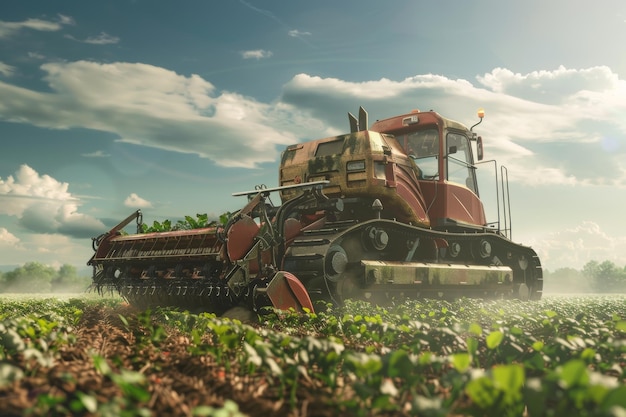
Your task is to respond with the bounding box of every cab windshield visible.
[405,129,439,179]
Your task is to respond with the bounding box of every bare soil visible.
[0,304,342,417]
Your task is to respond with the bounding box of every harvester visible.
[88,107,543,314]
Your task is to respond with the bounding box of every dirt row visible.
[0,305,344,417]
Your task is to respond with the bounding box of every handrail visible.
[501,165,512,240]
[475,159,501,234]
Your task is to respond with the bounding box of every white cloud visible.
[0,164,106,238]
[288,29,311,38]
[477,66,619,103]
[124,193,152,208]
[82,150,110,158]
[239,1,281,23]
[0,62,15,77]
[528,221,626,270]
[0,232,91,269]
[0,164,74,212]
[65,32,120,45]
[280,67,626,187]
[27,52,45,60]
[241,49,273,60]
[29,233,89,265]
[57,14,75,26]
[0,15,71,38]
[0,19,61,37]
[0,227,20,247]
[0,62,624,185]
[0,60,296,168]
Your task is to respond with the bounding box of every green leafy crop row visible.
[143,296,626,415]
[141,212,231,233]
[0,295,624,416]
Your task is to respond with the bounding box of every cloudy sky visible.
[1,0,625,273]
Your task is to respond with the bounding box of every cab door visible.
[441,132,486,227]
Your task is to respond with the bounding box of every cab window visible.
[446,132,477,193]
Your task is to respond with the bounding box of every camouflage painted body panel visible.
[279,130,430,227]
[362,260,512,286]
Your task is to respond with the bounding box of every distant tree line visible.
[0,262,90,294]
[543,260,626,294]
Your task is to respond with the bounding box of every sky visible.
[1,0,626,274]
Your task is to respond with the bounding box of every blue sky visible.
[1,0,625,272]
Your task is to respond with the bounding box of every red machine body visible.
[88,107,542,314]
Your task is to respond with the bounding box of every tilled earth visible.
[0,304,343,417]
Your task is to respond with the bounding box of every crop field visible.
[0,294,625,417]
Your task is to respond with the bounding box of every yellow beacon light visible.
[477,108,485,119]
